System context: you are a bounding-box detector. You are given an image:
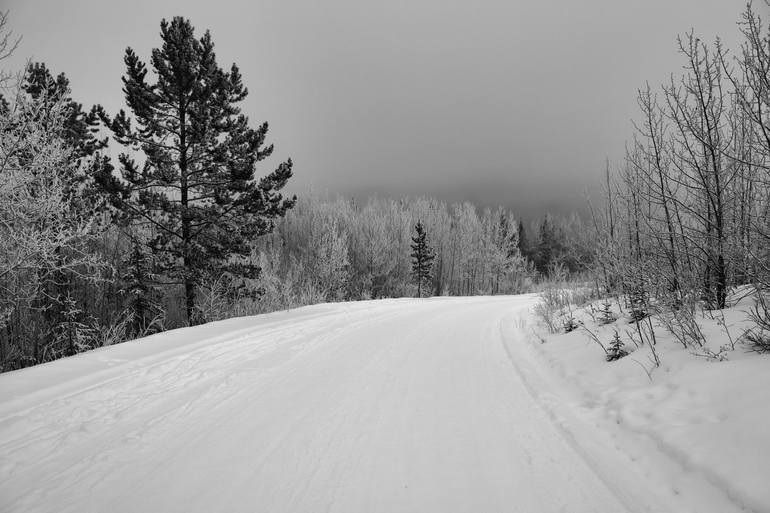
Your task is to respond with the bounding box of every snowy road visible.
[1,296,656,512]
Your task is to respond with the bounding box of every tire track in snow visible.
[0,301,415,511]
[0,296,697,513]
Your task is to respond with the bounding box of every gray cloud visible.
[3,0,748,217]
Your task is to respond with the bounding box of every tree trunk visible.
[179,100,196,324]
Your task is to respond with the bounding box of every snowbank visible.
[520,293,770,512]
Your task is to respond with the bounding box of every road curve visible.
[0,296,634,513]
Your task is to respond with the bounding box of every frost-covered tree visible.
[664,32,734,308]
[351,206,398,298]
[488,212,522,294]
[728,5,770,295]
[0,79,105,368]
[16,64,119,346]
[309,220,350,300]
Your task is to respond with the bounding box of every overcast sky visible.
[2,0,751,217]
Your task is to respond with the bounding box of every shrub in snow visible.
[534,288,564,334]
[697,345,730,362]
[598,299,616,325]
[562,316,580,333]
[744,329,770,354]
[746,292,770,353]
[605,331,628,362]
[583,302,598,323]
[659,297,706,349]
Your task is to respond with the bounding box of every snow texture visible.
[0,295,762,512]
[525,294,770,513]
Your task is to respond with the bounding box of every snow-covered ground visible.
[0,295,762,512]
[526,293,770,513]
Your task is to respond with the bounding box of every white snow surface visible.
[0,295,760,512]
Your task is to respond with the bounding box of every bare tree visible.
[664,32,736,308]
[0,10,22,86]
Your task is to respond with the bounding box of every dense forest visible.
[1,3,769,372]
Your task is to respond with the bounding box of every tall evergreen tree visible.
[410,221,435,298]
[535,215,563,275]
[517,220,529,261]
[100,17,296,323]
[121,242,163,336]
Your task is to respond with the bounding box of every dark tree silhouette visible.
[410,221,436,298]
[100,17,296,323]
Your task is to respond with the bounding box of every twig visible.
[580,325,608,355]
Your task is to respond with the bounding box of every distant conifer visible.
[517,220,529,260]
[410,221,436,298]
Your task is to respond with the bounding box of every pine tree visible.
[410,221,436,298]
[22,63,107,162]
[100,17,296,324]
[517,220,529,260]
[20,63,123,206]
[535,217,553,274]
[535,215,565,275]
[598,299,616,325]
[606,331,628,362]
[54,293,96,358]
[121,242,164,336]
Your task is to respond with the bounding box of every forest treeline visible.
[0,13,586,372]
[1,3,769,372]
[246,193,590,307]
